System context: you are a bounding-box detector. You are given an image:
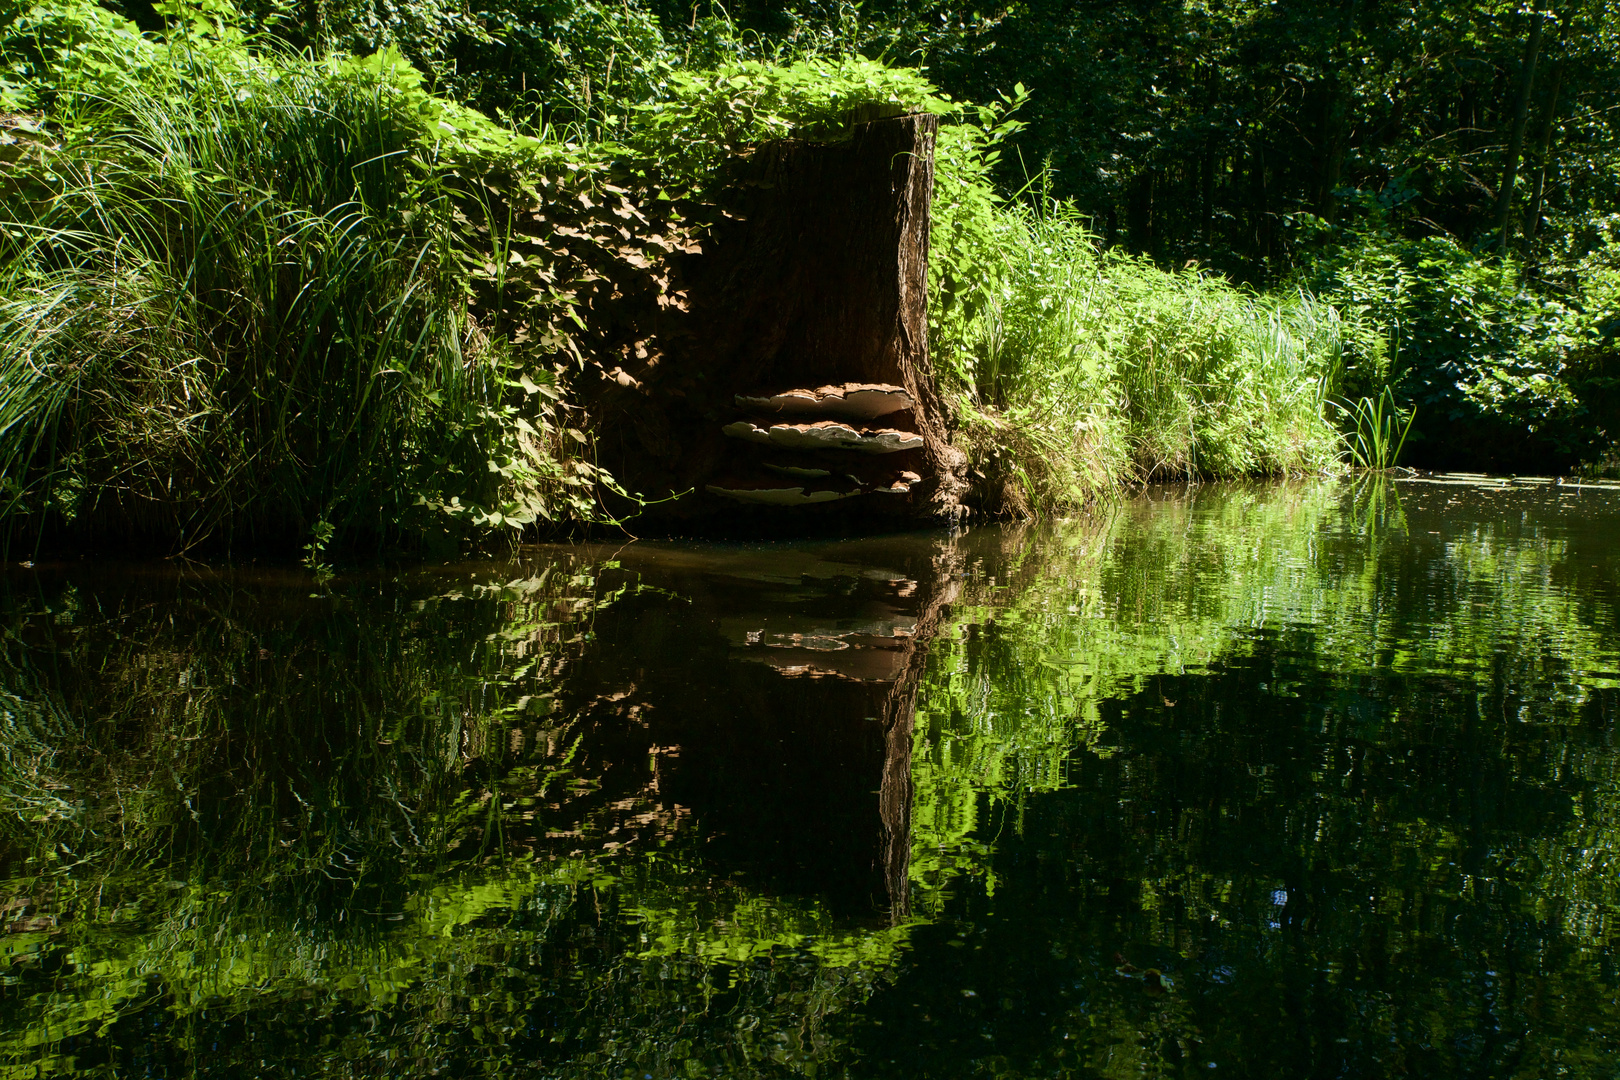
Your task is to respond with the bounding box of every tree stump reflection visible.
[537,532,963,922]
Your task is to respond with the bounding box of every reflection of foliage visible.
[912,478,1620,907]
[0,557,915,1076]
[5,480,1620,1075]
[900,479,1620,1076]
[1,847,901,1075]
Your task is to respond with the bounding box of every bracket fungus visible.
[735,383,915,420]
[724,611,921,681]
[762,463,834,479]
[722,420,925,454]
[704,484,861,506]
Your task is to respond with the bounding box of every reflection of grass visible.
[910,479,1620,904]
[0,561,909,1076]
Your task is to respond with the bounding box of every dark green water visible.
[4,478,1620,1078]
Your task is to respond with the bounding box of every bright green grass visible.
[0,38,588,554]
[933,193,1345,513]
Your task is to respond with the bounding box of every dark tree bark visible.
[1495,9,1546,252]
[1200,146,1215,254]
[1198,64,1215,255]
[1249,140,1271,272]
[1317,0,1358,223]
[1315,86,1349,221]
[1526,57,1565,251]
[1127,168,1156,256]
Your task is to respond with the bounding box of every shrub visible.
[0,11,603,554]
[1301,231,1592,471]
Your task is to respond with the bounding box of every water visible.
[3,478,1619,1078]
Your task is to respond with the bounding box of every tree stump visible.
[588,111,966,530]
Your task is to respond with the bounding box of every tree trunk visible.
[1200,63,1217,256]
[1250,140,1271,273]
[1315,86,1349,221]
[1320,0,1359,223]
[1200,146,1214,255]
[1127,168,1156,256]
[1526,58,1565,251]
[585,111,966,530]
[1495,10,1546,253]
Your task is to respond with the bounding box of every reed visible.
[1330,386,1416,471]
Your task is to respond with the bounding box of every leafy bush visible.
[0,0,155,109]
[441,0,675,136]
[1302,232,1596,470]
[624,56,948,187]
[0,8,606,553]
[1557,220,1620,475]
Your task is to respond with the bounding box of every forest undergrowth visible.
[1,0,1614,554]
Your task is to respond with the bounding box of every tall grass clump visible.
[1103,263,1345,479]
[0,6,603,555]
[1331,387,1416,471]
[932,123,1344,514]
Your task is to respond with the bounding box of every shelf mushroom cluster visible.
[706,383,926,506]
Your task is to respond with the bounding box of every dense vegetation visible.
[1,0,1617,553]
[729,0,1620,475]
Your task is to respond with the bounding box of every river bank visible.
[2,3,1616,559]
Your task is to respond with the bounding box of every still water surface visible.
[3,478,1620,1077]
